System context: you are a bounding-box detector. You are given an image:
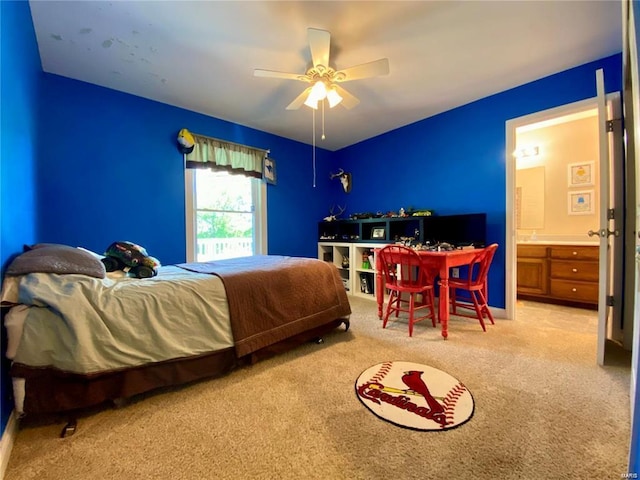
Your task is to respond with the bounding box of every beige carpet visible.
[4,298,631,480]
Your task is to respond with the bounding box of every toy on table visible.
[102,241,160,278]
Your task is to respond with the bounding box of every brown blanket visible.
[176,255,351,357]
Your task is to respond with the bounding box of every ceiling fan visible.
[254,28,390,111]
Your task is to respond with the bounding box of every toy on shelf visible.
[102,241,161,278]
[323,205,346,222]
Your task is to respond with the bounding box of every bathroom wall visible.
[516,110,600,242]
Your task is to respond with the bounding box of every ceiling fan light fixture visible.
[304,96,319,110]
[254,27,390,186]
[307,80,327,102]
[326,86,343,108]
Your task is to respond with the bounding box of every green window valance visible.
[185,133,268,179]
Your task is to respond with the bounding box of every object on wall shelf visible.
[567,161,594,187]
[371,227,386,239]
[568,190,594,215]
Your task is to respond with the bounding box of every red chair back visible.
[378,244,437,336]
[461,243,498,288]
[378,245,427,289]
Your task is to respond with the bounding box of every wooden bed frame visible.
[11,317,349,425]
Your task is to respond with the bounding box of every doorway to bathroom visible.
[505,88,625,364]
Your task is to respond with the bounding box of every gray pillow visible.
[6,245,106,278]
[24,243,68,251]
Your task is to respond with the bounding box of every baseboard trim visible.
[492,307,508,319]
[0,411,19,480]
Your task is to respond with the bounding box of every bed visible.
[1,245,351,419]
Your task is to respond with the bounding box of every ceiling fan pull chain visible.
[321,101,326,140]
[312,108,316,188]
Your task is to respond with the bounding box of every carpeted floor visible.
[4,298,632,480]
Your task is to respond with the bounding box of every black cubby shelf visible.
[318,213,487,247]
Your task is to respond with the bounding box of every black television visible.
[430,213,487,247]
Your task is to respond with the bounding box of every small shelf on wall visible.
[318,213,487,247]
[318,220,360,242]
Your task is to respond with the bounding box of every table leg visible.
[439,273,450,339]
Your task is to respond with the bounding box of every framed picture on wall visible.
[568,189,594,215]
[263,156,277,185]
[567,161,594,187]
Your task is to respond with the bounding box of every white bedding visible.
[4,305,28,359]
[4,266,234,375]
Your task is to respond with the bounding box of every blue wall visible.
[0,0,41,435]
[333,53,622,310]
[36,74,334,263]
[36,51,621,308]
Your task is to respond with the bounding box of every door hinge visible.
[607,208,615,220]
[606,118,622,133]
[606,295,615,307]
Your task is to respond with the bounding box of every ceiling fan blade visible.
[254,69,307,81]
[333,85,360,110]
[286,87,313,110]
[308,28,330,68]
[334,58,390,82]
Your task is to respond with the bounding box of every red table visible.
[375,247,485,339]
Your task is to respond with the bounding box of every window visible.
[185,169,267,262]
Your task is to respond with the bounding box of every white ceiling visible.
[28,1,623,151]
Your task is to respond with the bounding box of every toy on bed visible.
[101,241,160,278]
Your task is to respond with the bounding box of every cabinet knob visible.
[572,251,578,256]
[572,268,578,273]
[572,288,577,292]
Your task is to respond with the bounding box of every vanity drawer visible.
[550,260,599,282]
[549,246,598,261]
[549,279,599,304]
[517,245,548,258]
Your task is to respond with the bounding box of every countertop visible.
[517,240,599,246]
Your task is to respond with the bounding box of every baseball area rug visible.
[355,361,474,431]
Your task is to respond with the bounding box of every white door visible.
[623,0,640,468]
[594,69,624,366]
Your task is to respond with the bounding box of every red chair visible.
[378,245,437,337]
[449,243,499,331]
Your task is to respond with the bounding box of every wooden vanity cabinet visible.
[517,243,599,309]
[516,245,548,295]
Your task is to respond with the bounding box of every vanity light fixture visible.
[514,146,540,159]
